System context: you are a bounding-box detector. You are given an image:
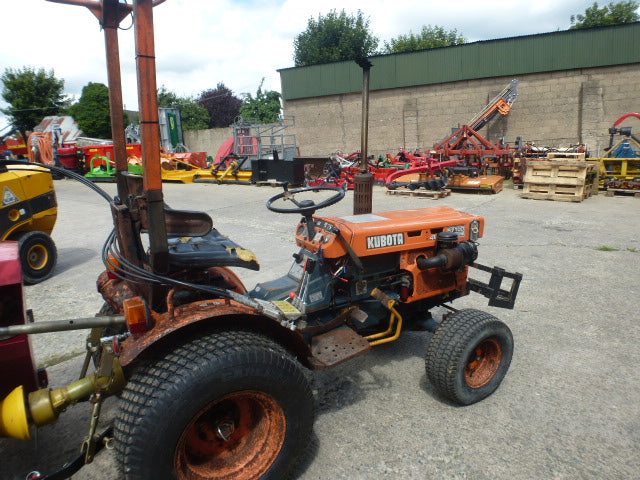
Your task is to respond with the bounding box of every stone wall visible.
[282,63,640,158]
[183,127,232,155]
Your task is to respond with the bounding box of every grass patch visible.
[596,246,640,253]
[595,245,619,252]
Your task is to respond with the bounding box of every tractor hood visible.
[296,206,484,258]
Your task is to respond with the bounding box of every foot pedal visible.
[309,327,370,370]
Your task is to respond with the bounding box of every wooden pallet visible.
[605,189,640,198]
[521,184,596,202]
[547,152,586,161]
[386,188,451,199]
[522,160,599,202]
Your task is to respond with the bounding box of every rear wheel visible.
[16,231,57,284]
[114,330,314,480]
[425,309,513,405]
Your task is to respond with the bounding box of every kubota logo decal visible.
[367,233,405,249]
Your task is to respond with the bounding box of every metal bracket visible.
[82,393,104,463]
[468,262,522,309]
[35,427,113,480]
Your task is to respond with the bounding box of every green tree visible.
[239,79,282,124]
[382,25,466,54]
[570,1,639,28]
[157,86,210,131]
[157,85,180,108]
[1,66,67,143]
[68,82,112,138]
[198,83,242,128]
[294,10,379,67]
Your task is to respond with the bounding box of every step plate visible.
[309,327,371,370]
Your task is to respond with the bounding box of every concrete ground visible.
[1,180,639,480]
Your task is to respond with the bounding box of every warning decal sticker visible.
[3,187,20,206]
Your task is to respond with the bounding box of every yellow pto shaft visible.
[0,358,125,440]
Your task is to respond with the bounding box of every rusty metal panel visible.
[309,327,370,370]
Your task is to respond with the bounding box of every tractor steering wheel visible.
[266,185,345,215]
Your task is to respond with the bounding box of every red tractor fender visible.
[613,112,640,126]
[118,300,312,369]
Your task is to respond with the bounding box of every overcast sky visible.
[0,0,626,131]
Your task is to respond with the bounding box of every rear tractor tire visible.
[425,309,513,405]
[16,231,57,285]
[114,330,314,480]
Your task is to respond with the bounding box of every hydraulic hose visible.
[0,159,113,202]
[27,132,54,165]
[0,160,266,315]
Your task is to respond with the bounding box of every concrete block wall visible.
[282,63,640,158]
[183,127,232,156]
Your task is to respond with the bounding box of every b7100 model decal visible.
[367,233,405,249]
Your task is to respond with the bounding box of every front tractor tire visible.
[425,309,513,405]
[114,330,314,480]
[16,231,57,284]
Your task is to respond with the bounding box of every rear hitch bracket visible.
[468,262,522,309]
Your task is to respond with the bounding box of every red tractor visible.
[0,2,522,479]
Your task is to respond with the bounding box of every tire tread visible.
[114,329,313,480]
[426,309,512,405]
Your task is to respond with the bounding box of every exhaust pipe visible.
[0,358,125,440]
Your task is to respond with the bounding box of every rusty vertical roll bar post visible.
[133,0,168,275]
[353,56,374,215]
[102,1,130,200]
[358,60,371,174]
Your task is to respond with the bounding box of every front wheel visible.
[16,231,57,284]
[114,330,314,480]
[425,309,513,405]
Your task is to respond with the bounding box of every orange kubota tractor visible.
[0,2,522,479]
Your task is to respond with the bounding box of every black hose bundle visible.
[1,160,255,307]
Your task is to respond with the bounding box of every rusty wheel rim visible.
[26,244,48,271]
[464,337,503,389]
[175,390,286,480]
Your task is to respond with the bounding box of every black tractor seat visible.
[167,228,259,271]
[120,171,259,272]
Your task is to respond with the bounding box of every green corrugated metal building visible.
[279,22,640,99]
[278,23,640,156]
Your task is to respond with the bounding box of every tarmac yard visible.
[1,180,639,480]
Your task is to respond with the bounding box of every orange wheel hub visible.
[464,337,503,388]
[175,390,286,480]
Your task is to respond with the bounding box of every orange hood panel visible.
[296,207,484,258]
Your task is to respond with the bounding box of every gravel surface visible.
[1,180,639,480]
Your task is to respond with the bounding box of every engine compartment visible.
[251,206,487,333]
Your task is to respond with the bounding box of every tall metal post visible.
[133,0,168,274]
[353,57,374,215]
